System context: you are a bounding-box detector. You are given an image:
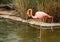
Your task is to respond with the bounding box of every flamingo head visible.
[48,16,53,18]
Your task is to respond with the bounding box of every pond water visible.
[0,17,60,42]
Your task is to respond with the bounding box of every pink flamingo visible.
[27,9,53,32]
[27,9,52,19]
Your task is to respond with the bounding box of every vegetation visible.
[0,0,60,22]
[12,0,28,19]
[0,0,12,4]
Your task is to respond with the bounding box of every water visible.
[0,17,60,42]
[41,29,60,42]
[0,17,40,42]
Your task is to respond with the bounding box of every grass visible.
[11,0,60,22]
[0,0,12,4]
[0,0,60,22]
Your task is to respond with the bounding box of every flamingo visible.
[27,9,52,19]
[27,9,53,32]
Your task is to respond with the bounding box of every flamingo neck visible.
[30,11,37,18]
[27,9,37,18]
[30,12,37,18]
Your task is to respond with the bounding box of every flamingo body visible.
[34,11,48,18]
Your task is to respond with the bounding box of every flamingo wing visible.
[35,11,47,18]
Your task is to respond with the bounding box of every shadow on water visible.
[0,17,60,42]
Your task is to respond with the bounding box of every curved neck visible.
[27,9,36,18]
[29,9,37,18]
[29,9,33,16]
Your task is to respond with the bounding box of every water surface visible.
[0,17,60,42]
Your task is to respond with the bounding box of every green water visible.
[0,17,60,42]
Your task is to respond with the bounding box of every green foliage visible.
[0,0,12,4]
[0,0,60,22]
[12,0,28,19]
[2,0,60,21]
